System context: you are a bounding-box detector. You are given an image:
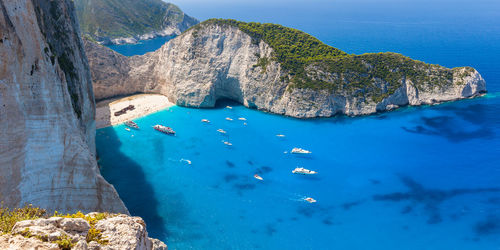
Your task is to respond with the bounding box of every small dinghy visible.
[292,167,317,175]
[125,120,139,129]
[154,125,175,135]
[225,117,233,121]
[291,147,312,154]
[201,119,210,123]
[304,197,317,203]
[254,174,263,181]
[217,129,226,134]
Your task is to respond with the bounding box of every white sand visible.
[96,94,174,129]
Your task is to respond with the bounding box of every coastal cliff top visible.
[188,19,479,101]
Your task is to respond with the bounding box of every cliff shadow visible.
[96,126,167,239]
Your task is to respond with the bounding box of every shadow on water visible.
[373,175,500,224]
[97,126,167,239]
[401,103,497,142]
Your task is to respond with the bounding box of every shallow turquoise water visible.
[97,0,500,249]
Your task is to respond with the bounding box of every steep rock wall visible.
[0,0,127,213]
[87,23,486,118]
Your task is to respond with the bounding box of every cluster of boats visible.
[124,120,176,135]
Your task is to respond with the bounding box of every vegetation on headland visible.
[74,0,198,41]
[194,19,465,102]
[1,204,112,249]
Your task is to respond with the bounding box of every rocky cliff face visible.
[75,0,198,45]
[86,22,486,118]
[1,213,166,249]
[0,0,127,213]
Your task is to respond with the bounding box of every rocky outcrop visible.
[2,214,166,249]
[86,21,486,118]
[0,0,127,213]
[75,0,198,45]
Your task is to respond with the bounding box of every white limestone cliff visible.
[0,0,127,213]
[86,23,486,118]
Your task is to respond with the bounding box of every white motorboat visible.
[238,117,247,121]
[226,106,233,109]
[291,148,312,154]
[217,129,226,134]
[225,117,233,121]
[201,119,210,123]
[276,134,286,137]
[304,197,317,203]
[153,125,175,135]
[254,174,263,181]
[292,167,317,175]
[125,120,139,129]
[222,140,232,146]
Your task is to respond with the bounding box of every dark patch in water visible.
[290,217,298,221]
[226,160,235,168]
[276,218,283,223]
[233,183,256,191]
[401,112,495,142]
[247,160,254,166]
[370,179,381,185]
[296,206,316,218]
[224,174,239,183]
[484,197,500,205]
[401,205,413,214]
[373,175,500,224]
[342,200,364,210]
[256,166,273,174]
[265,224,277,236]
[475,216,500,235]
[322,218,334,226]
[251,229,258,234]
[402,225,409,230]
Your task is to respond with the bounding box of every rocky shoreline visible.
[85,22,487,119]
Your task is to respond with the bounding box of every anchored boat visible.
[291,148,312,154]
[124,120,139,129]
[292,167,317,175]
[154,125,175,135]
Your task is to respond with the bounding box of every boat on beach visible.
[125,120,139,129]
[292,167,317,175]
[291,148,312,154]
[153,125,175,135]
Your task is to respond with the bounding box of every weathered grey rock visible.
[6,214,166,249]
[0,0,127,213]
[0,234,59,250]
[86,23,486,118]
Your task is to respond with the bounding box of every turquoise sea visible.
[98,1,500,249]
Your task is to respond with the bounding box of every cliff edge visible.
[86,19,486,118]
[0,0,127,213]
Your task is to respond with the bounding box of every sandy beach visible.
[96,94,174,129]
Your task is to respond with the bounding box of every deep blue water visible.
[106,35,175,56]
[98,1,500,249]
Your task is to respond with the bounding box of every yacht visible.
[292,167,317,175]
[291,148,312,154]
[124,120,139,129]
[153,125,175,135]
[304,197,317,203]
